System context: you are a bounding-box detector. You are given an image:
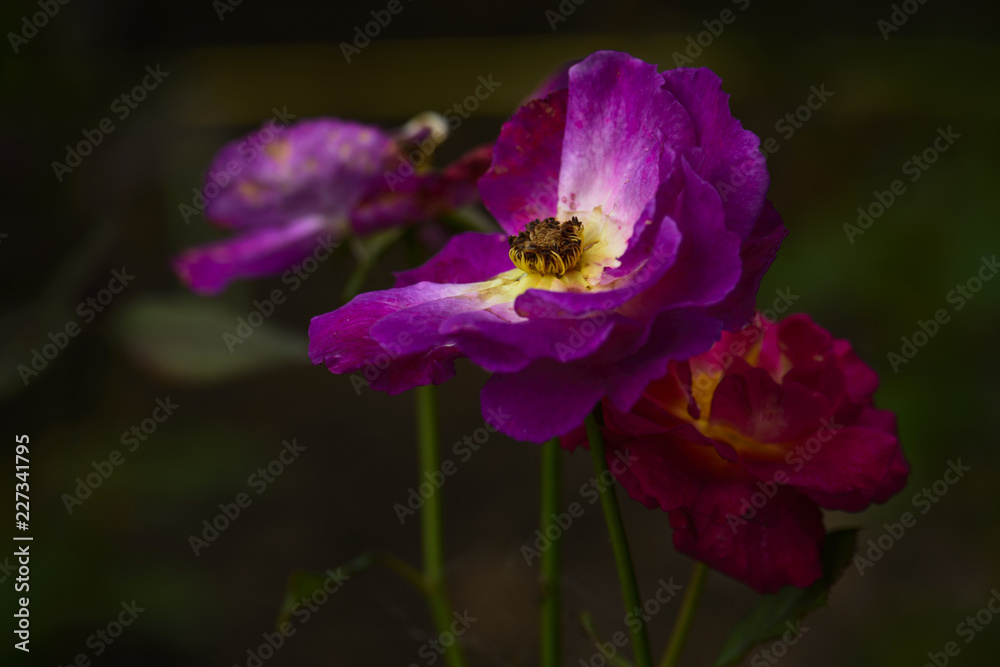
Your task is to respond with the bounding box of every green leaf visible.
[113,294,307,383]
[714,528,859,666]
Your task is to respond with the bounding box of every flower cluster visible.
[175,50,907,593]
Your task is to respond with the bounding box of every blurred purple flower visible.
[173,116,490,295]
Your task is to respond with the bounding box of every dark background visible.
[2,1,999,665]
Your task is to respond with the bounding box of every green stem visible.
[659,562,709,667]
[586,413,654,667]
[578,612,637,667]
[539,438,562,667]
[416,385,467,667]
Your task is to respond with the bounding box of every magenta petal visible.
[604,309,723,412]
[480,309,721,442]
[833,339,880,405]
[634,161,743,312]
[710,367,830,443]
[559,51,681,233]
[308,282,473,392]
[660,67,768,238]
[481,359,607,442]
[393,232,513,287]
[745,426,904,512]
[450,308,619,373]
[669,483,825,593]
[700,201,787,330]
[173,215,334,295]
[479,91,567,235]
[607,420,721,512]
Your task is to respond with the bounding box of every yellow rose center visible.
[508,217,584,277]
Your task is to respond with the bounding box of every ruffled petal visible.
[558,52,688,257]
[742,426,903,512]
[660,67,768,238]
[700,201,787,330]
[393,232,513,287]
[833,339,880,406]
[479,91,567,235]
[709,367,830,444]
[308,281,477,393]
[481,359,607,443]
[669,483,825,593]
[481,309,721,442]
[624,161,743,313]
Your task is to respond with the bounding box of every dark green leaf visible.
[714,528,859,666]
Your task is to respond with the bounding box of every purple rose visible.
[309,51,786,442]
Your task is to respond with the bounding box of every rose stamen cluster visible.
[508,216,584,277]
